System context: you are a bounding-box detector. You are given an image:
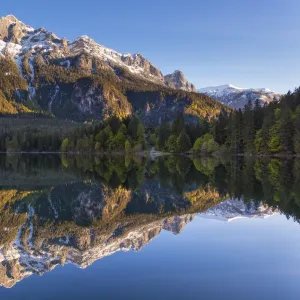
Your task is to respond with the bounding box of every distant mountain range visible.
[198,84,281,109]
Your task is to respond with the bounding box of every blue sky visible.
[1,0,300,93]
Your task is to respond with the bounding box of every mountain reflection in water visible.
[0,154,298,288]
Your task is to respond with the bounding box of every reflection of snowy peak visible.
[0,212,194,288]
[198,84,281,109]
[199,199,278,222]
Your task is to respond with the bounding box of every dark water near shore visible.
[0,154,300,299]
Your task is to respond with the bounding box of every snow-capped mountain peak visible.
[199,84,244,94]
[2,14,19,23]
[198,84,281,109]
[0,15,198,91]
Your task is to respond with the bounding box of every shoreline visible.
[0,151,299,159]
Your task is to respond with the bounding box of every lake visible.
[0,154,300,300]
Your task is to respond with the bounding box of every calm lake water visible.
[0,154,300,300]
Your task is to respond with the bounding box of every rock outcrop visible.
[0,15,219,125]
[164,70,196,92]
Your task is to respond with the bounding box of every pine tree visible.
[103,125,113,149]
[260,113,273,154]
[165,135,178,152]
[171,114,185,135]
[294,106,300,154]
[243,100,255,153]
[136,124,146,150]
[158,123,171,150]
[114,129,126,150]
[279,106,294,154]
[214,109,228,145]
[230,110,244,153]
[125,140,131,152]
[176,130,192,153]
[253,99,264,130]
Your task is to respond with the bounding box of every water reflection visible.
[0,154,297,288]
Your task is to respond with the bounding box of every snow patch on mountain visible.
[0,15,196,92]
[198,84,281,109]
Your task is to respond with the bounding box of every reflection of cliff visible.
[0,210,194,288]
[0,179,224,288]
[0,190,39,245]
[0,180,276,288]
[184,185,227,211]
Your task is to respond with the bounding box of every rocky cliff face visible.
[0,190,195,288]
[0,15,33,44]
[0,15,217,124]
[68,35,165,84]
[0,212,195,288]
[0,15,160,82]
[198,84,281,109]
[164,70,196,92]
[0,15,193,90]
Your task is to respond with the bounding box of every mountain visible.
[198,84,281,109]
[0,183,276,288]
[0,15,222,125]
[164,70,196,92]
[0,15,164,84]
[0,208,194,288]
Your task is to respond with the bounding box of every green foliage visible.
[254,129,263,153]
[114,129,126,150]
[268,122,281,153]
[193,134,219,153]
[61,138,69,152]
[0,57,28,101]
[214,109,228,145]
[165,135,178,153]
[58,116,148,153]
[215,87,300,155]
[149,133,157,146]
[136,125,145,149]
[294,106,300,154]
[125,140,131,152]
[176,130,192,153]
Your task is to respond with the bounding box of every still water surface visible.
[0,154,300,299]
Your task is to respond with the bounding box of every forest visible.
[213,87,300,155]
[152,87,300,156]
[0,51,299,157]
[0,115,147,153]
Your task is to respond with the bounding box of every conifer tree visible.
[294,106,300,154]
[176,130,192,153]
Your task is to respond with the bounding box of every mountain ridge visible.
[198,84,281,109]
[0,14,195,90]
[0,14,227,124]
